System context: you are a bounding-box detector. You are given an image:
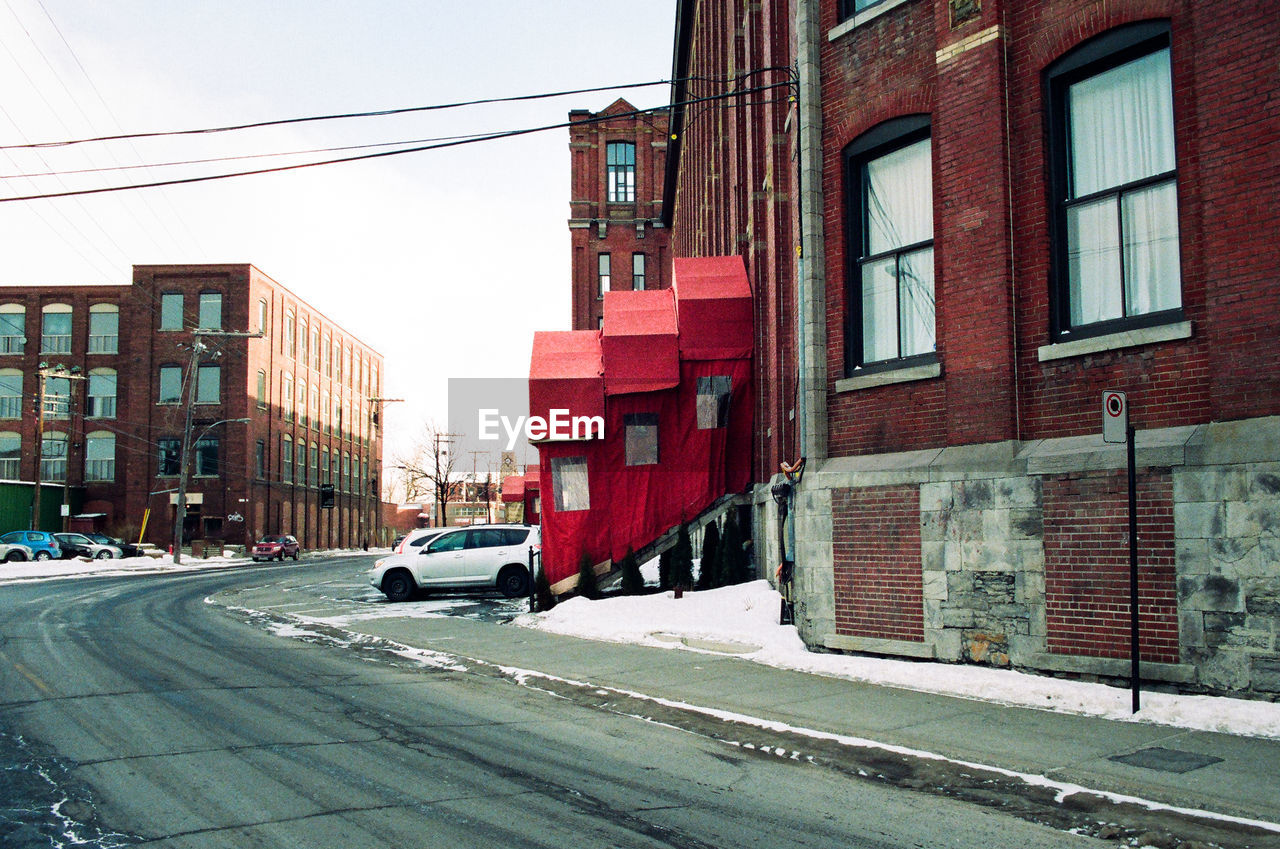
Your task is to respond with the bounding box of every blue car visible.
[0,530,62,561]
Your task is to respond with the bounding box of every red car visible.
[251,534,300,562]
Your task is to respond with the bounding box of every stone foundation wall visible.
[785,417,1280,699]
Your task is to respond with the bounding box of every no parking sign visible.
[1103,390,1128,443]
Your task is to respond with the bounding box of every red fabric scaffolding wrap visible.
[530,257,753,587]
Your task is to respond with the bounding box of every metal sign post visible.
[1103,391,1140,714]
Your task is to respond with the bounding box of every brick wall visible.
[668,0,798,482]
[816,0,1277,455]
[1043,469,1178,663]
[568,102,671,331]
[832,484,924,642]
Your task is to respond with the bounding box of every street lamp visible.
[171,417,249,565]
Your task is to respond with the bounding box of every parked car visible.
[393,527,448,555]
[0,540,34,562]
[0,530,61,561]
[84,532,145,558]
[252,534,300,562]
[53,532,123,560]
[369,524,540,602]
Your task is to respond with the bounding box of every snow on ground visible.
[0,548,381,585]
[515,579,1280,740]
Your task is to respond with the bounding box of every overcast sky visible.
[0,0,676,489]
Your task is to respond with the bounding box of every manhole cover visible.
[1108,747,1223,774]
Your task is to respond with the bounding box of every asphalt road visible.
[0,558,1101,848]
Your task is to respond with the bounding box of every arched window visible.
[88,369,117,418]
[0,431,19,479]
[44,376,71,419]
[843,115,935,372]
[85,431,115,481]
[197,291,223,330]
[195,363,220,404]
[256,370,267,409]
[0,304,26,354]
[282,435,294,484]
[1046,21,1181,339]
[0,369,21,419]
[158,364,182,405]
[88,304,119,354]
[160,293,183,330]
[41,431,67,482]
[282,373,294,421]
[297,441,309,486]
[41,303,72,353]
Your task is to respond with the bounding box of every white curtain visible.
[899,246,936,356]
[1067,47,1179,322]
[1069,49,1175,195]
[1067,198,1123,325]
[866,138,932,255]
[861,257,898,363]
[863,137,934,361]
[1123,179,1181,314]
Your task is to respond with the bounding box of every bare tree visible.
[391,422,459,526]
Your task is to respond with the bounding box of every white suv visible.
[369,524,540,602]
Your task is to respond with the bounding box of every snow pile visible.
[0,548,381,585]
[516,580,1280,740]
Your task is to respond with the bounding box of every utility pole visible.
[31,371,46,529]
[432,431,461,527]
[468,449,490,524]
[32,363,84,531]
[171,330,259,564]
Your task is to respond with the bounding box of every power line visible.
[0,81,793,204]
[0,79,677,150]
[0,129,499,179]
[22,0,206,255]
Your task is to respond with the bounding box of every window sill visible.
[828,0,913,41]
[1037,320,1192,362]
[836,360,941,392]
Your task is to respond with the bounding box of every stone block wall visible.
[786,418,1280,699]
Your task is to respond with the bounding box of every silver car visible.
[369,524,540,602]
[0,541,34,562]
[53,532,124,560]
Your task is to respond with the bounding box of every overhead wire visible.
[0,78,677,150]
[0,79,795,204]
[22,0,205,254]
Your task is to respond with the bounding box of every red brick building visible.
[568,99,672,330]
[0,265,384,551]
[666,0,1280,696]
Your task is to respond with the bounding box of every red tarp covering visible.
[500,474,524,503]
[523,463,541,525]
[673,255,754,360]
[528,330,604,431]
[601,289,679,396]
[534,257,755,589]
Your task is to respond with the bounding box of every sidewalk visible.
[219,575,1280,845]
